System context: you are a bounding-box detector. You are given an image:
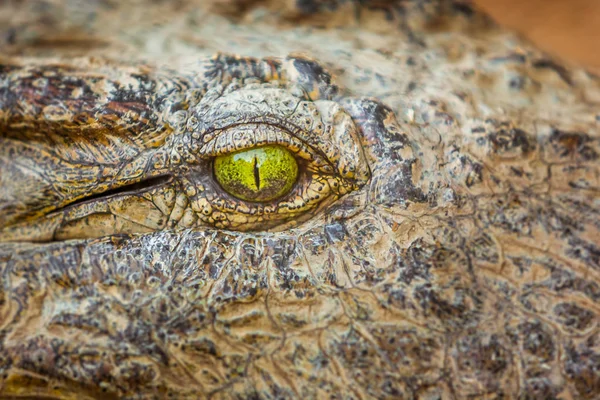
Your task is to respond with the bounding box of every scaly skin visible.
[1,2,600,399]
[0,54,368,238]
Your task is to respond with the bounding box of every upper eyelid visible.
[187,85,368,185]
[190,87,324,143]
[192,122,336,174]
[187,95,341,177]
[191,96,319,142]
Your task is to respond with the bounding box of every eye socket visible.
[181,87,371,232]
[213,145,298,202]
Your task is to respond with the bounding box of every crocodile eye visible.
[214,145,298,202]
[182,87,371,232]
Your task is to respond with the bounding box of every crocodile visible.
[1,1,599,399]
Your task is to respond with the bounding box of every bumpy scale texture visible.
[0,1,600,399]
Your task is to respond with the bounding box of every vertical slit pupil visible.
[253,156,260,190]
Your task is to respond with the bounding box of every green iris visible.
[214,145,299,202]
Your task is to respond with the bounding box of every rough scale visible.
[0,1,599,399]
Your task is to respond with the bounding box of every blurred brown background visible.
[473,0,600,72]
[1,0,599,74]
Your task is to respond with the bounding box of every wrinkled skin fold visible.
[1,3,600,399]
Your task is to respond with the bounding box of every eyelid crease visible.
[197,112,310,143]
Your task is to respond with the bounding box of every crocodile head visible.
[1,27,600,400]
